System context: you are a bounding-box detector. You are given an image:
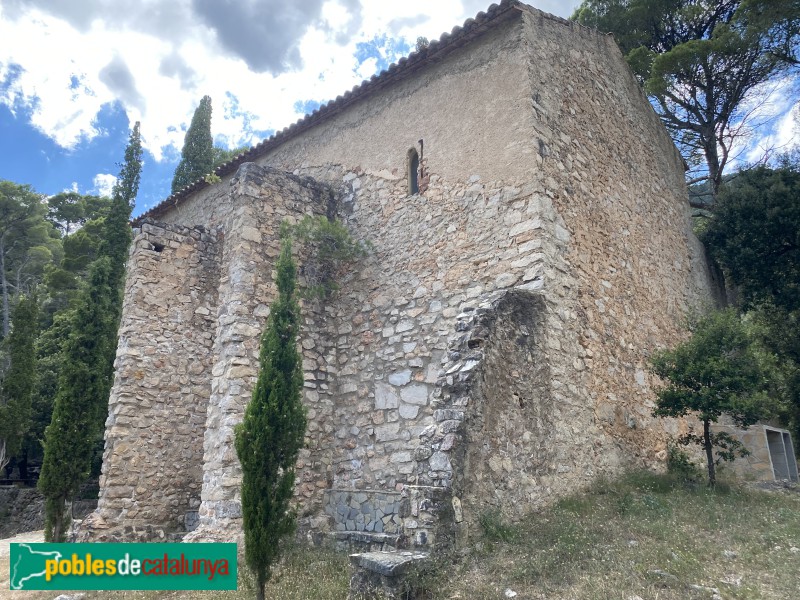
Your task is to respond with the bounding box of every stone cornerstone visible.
[82,1,716,550]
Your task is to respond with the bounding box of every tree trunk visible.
[703,418,716,487]
[702,128,722,200]
[256,579,265,600]
[19,448,28,480]
[50,496,66,542]
[0,439,8,477]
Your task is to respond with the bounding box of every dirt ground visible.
[0,530,65,600]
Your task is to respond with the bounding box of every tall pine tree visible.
[39,123,142,541]
[171,95,214,194]
[235,239,306,600]
[573,0,800,200]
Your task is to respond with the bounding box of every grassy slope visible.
[430,472,800,600]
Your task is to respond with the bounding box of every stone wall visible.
[711,420,800,483]
[516,11,714,471]
[0,487,43,537]
[183,165,334,541]
[86,222,219,540]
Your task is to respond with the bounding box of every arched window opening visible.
[407,148,419,196]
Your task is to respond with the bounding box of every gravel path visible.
[0,530,44,558]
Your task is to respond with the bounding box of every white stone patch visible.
[396,320,414,333]
[375,422,401,442]
[390,451,412,463]
[240,226,261,242]
[388,370,412,386]
[399,403,420,419]
[375,382,399,409]
[452,496,463,522]
[428,451,451,471]
[517,239,542,253]
[495,272,518,288]
[509,218,542,237]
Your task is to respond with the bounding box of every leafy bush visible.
[651,309,773,486]
[666,442,702,483]
[281,216,368,300]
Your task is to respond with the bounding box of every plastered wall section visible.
[712,419,799,482]
[89,222,219,539]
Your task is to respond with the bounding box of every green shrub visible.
[666,442,702,483]
[281,215,368,300]
[479,510,518,544]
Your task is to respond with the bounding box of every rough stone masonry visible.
[81,1,717,551]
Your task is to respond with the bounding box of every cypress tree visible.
[105,121,142,291]
[39,258,117,540]
[39,123,142,541]
[0,294,39,475]
[235,239,307,600]
[171,95,214,194]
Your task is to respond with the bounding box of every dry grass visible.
[428,472,800,600]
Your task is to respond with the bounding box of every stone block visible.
[399,403,420,419]
[388,370,412,386]
[375,383,399,410]
[400,384,429,406]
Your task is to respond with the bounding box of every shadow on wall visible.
[458,290,553,525]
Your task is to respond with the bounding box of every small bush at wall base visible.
[479,510,518,544]
[666,441,702,483]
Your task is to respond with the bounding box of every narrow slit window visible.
[407,148,419,196]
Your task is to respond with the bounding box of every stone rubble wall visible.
[516,9,717,472]
[293,166,555,550]
[86,222,219,540]
[0,487,44,537]
[185,165,334,541]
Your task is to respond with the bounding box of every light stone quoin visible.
[83,1,723,551]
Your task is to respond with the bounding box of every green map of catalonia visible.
[10,544,63,590]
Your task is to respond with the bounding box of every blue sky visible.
[0,0,795,217]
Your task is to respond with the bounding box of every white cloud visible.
[722,77,800,168]
[93,173,117,197]
[0,1,583,162]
